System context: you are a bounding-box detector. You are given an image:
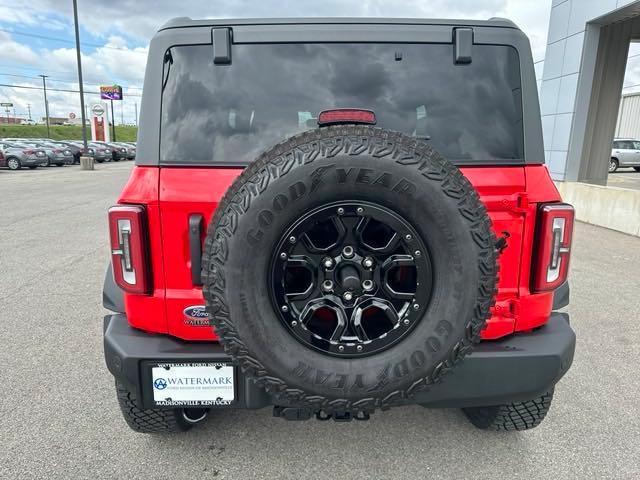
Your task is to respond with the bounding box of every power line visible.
[0,27,147,54]
[0,82,142,97]
[0,72,142,91]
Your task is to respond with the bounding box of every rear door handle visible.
[189,214,204,286]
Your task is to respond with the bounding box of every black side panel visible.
[103,264,125,313]
[188,214,204,286]
[553,281,570,310]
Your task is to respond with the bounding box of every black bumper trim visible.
[104,312,575,410]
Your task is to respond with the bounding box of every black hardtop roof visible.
[159,16,519,31]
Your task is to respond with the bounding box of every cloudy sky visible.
[0,0,637,125]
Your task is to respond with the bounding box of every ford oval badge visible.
[183,305,210,327]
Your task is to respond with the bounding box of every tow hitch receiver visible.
[273,407,371,422]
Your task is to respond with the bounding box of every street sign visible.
[91,104,105,116]
[69,112,76,119]
[0,102,13,107]
[100,85,123,101]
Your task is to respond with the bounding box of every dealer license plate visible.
[151,362,234,407]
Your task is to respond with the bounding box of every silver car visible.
[610,139,640,172]
[0,142,48,170]
[24,142,74,166]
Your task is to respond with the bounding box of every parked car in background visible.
[28,142,74,166]
[111,142,136,160]
[49,141,82,164]
[92,141,127,161]
[610,139,640,172]
[87,143,112,163]
[0,141,48,170]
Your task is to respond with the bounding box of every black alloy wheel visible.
[270,201,432,358]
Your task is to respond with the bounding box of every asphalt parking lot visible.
[1,162,639,480]
[607,168,640,190]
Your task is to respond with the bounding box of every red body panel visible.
[117,164,562,342]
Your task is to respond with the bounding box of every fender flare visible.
[103,263,125,313]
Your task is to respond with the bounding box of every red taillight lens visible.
[532,203,574,292]
[318,108,377,126]
[108,205,151,294]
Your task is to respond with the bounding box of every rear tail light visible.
[318,108,377,126]
[108,205,151,294]
[532,203,574,292]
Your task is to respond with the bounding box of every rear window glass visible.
[161,43,523,165]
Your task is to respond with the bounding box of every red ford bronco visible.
[103,17,576,433]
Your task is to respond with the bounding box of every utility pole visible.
[110,98,116,141]
[72,0,88,150]
[120,100,124,126]
[27,104,31,120]
[39,74,50,137]
[134,102,138,126]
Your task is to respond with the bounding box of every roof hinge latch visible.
[453,27,473,65]
[212,27,232,65]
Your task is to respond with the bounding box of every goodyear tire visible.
[202,126,498,414]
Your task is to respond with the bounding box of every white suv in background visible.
[610,139,640,172]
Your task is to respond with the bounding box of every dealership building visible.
[540,0,640,184]
[540,0,640,235]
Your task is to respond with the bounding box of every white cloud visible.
[2,0,640,122]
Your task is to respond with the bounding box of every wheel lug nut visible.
[281,305,289,312]
[280,252,287,260]
[337,207,345,215]
[414,250,422,258]
[342,246,354,259]
[362,280,374,291]
[357,345,363,351]
[343,291,354,302]
[356,207,364,215]
[322,280,334,292]
[323,257,334,269]
[289,236,296,243]
[413,303,420,310]
[291,320,298,327]
[403,319,410,325]
[405,234,412,241]
[338,345,344,352]
[362,257,374,269]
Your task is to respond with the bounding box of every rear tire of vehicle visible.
[115,381,207,433]
[634,167,640,172]
[56,163,64,167]
[609,158,619,173]
[96,159,104,163]
[462,390,554,431]
[7,157,21,170]
[28,166,37,169]
[202,125,498,415]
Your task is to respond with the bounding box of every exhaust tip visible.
[182,408,209,424]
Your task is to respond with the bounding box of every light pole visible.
[39,74,50,137]
[110,98,116,141]
[27,103,31,120]
[134,102,138,126]
[72,0,88,151]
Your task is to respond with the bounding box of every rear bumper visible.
[104,312,575,411]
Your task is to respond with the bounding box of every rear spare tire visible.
[202,125,498,414]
